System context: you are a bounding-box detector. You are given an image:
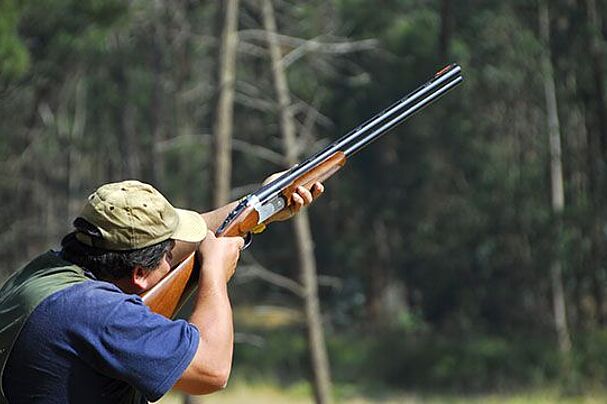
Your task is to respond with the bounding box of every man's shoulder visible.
[40,279,144,321]
[1,251,88,300]
[0,251,95,323]
[0,252,95,401]
[21,279,148,353]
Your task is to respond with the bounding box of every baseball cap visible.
[74,180,207,250]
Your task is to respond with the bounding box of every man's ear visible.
[131,266,152,293]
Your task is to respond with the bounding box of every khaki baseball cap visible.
[74,180,207,250]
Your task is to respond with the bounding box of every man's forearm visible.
[200,201,239,232]
[176,273,234,394]
[192,279,233,386]
[197,179,323,234]
[170,202,238,266]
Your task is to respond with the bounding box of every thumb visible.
[263,170,287,186]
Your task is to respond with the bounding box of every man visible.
[0,179,323,403]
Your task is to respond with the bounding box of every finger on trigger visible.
[237,237,245,250]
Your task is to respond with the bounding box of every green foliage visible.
[234,325,580,394]
[0,0,29,79]
[573,330,607,385]
[234,328,309,385]
[234,327,607,394]
[2,0,607,394]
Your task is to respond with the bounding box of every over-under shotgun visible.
[142,64,464,318]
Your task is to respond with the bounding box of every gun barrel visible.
[333,64,462,154]
[342,75,463,156]
[254,64,463,203]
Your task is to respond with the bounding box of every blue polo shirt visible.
[2,278,199,403]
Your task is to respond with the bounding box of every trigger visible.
[242,232,253,250]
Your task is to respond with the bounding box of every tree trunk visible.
[67,75,87,220]
[261,1,333,403]
[365,141,408,327]
[439,0,452,60]
[114,65,141,179]
[583,0,607,328]
[581,96,607,325]
[213,0,240,208]
[366,219,388,324]
[150,21,166,187]
[584,0,607,160]
[539,0,572,354]
[172,1,196,204]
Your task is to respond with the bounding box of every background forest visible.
[1,0,607,402]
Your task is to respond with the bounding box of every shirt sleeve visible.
[73,284,200,401]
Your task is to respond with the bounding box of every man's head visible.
[75,180,206,250]
[61,180,207,292]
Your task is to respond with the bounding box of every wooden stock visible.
[141,253,198,318]
[141,151,347,318]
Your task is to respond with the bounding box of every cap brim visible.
[172,209,208,243]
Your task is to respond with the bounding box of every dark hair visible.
[60,232,173,280]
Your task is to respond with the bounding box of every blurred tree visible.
[213,0,240,208]
[539,0,571,355]
[262,1,333,402]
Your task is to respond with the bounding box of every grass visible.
[156,306,607,403]
[157,383,607,404]
[157,381,312,404]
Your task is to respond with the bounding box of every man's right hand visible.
[178,230,242,395]
[197,231,244,284]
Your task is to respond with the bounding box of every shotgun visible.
[142,63,464,318]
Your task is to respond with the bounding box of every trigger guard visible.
[242,232,253,250]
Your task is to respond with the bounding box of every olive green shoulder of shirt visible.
[0,251,92,404]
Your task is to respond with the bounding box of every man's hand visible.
[197,231,244,283]
[178,231,242,395]
[262,171,325,223]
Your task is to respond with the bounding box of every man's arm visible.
[173,231,243,394]
[200,182,323,231]
[170,182,323,394]
[169,182,323,266]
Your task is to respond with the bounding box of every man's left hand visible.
[263,172,324,222]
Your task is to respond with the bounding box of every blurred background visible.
[2,0,607,402]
